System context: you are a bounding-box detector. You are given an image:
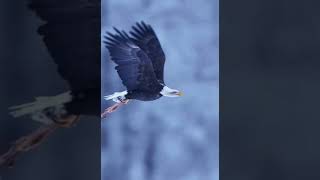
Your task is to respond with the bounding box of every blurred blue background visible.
[101,0,219,180]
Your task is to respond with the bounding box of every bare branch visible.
[0,115,79,168]
[101,101,129,119]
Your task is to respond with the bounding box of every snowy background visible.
[101,0,219,180]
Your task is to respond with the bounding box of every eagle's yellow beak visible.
[177,91,183,96]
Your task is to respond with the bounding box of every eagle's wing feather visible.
[130,21,166,84]
[104,29,163,92]
[28,0,100,91]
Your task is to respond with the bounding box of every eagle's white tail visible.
[9,91,72,124]
[104,91,128,102]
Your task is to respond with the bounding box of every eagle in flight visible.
[103,22,183,114]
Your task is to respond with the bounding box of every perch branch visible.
[0,115,79,168]
[101,100,129,119]
[1,99,128,167]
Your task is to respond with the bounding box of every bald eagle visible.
[103,22,182,113]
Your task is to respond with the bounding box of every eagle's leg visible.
[117,96,129,104]
[52,115,80,127]
[41,107,79,127]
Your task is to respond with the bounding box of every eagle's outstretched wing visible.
[130,22,166,84]
[104,29,163,92]
[28,0,100,115]
[28,0,100,91]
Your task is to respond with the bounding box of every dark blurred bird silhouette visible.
[9,0,100,124]
[0,0,100,168]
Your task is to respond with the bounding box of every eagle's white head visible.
[160,86,183,97]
